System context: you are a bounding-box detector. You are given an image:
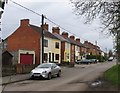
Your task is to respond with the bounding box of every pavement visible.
[1,66,67,85]
[1,73,30,85]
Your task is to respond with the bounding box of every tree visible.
[108,49,113,57]
[71,0,120,62]
[0,0,8,19]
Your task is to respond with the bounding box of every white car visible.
[108,57,114,61]
[30,63,61,80]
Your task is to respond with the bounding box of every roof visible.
[2,50,13,57]
[30,25,58,40]
[62,37,84,47]
[52,33,70,43]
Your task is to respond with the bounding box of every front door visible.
[49,53,51,62]
[52,53,54,62]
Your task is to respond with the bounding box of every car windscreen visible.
[37,64,51,68]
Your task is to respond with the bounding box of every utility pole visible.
[95,41,97,60]
[41,14,44,63]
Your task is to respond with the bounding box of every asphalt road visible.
[2,61,115,91]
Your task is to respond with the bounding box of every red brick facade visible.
[7,19,41,64]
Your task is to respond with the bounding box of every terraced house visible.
[42,24,61,63]
[4,19,103,66]
[6,19,61,65]
[52,28,71,63]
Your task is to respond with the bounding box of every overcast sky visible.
[1,0,114,52]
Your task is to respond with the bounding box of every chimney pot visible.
[70,35,75,40]
[20,19,29,26]
[52,27,60,34]
[62,32,68,38]
[76,38,80,43]
[41,23,49,31]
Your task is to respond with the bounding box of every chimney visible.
[70,35,75,40]
[76,38,80,43]
[52,27,60,34]
[84,41,88,44]
[20,19,29,26]
[62,32,68,38]
[41,23,49,31]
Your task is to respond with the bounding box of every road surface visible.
[2,61,115,91]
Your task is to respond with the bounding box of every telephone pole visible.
[41,14,44,63]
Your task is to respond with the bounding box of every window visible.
[55,54,59,60]
[55,42,59,49]
[44,39,48,47]
[44,53,48,62]
[4,43,7,49]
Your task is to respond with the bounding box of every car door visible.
[51,64,58,75]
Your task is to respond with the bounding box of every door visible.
[49,53,51,62]
[20,54,33,65]
[52,53,54,62]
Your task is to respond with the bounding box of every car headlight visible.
[42,71,47,74]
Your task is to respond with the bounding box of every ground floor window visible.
[44,53,48,63]
[55,54,59,60]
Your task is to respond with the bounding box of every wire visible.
[9,0,42,17]
[9,0,91,42]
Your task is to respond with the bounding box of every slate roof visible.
[63,37,84,47]
[52,33,70,43]
[30,25,58,40]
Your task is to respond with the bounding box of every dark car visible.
[76,59,92,64]
[89,59,98,63]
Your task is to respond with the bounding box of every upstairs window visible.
[55,42,59,49]
[44,39,48,47]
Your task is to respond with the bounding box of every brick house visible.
[6,19,61,64]
[84,41,101,56]
[7,19,41,64]
[61,32,76,63]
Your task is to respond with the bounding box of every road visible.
[2,61,115,91]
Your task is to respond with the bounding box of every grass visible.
[104,64,120,86]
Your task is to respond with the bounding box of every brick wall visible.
[7,25,41,64]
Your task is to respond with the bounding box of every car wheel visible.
[57,70,61,77]
[48,73,52,80]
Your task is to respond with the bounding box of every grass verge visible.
[104,64,120,86]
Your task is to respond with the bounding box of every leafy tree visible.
[71,0,120,62]
[0,0,8,19]
[108,49,113,57]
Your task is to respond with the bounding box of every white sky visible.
[1,0,114,52]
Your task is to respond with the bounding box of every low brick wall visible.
[2,64,37,77]
[16,64,37,74]
[2,65,16,77]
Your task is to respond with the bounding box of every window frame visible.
[55,42,59,49]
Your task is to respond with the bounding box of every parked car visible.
[30,63,61,80]
[108,57,114,61]
[76,59,92,64]
[75,60,81,64]
[89,59,98,63]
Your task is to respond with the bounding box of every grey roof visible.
[52,33,70,43]
[63,37,84,47]
[30,25,58,40]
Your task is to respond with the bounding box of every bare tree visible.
[71,0,120,62]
